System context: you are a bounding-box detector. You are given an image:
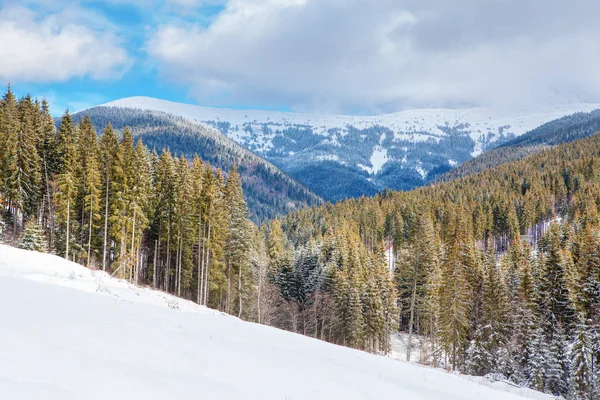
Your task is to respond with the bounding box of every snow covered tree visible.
[19,219,46,253]
[394,212,438,361]
[569,321,594,400]
[224,165,251,317]
[438,211,473,370]
[545,325,571,397]
[267,218,285,281]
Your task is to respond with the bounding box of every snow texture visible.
[101,96,600,157]
[0,245,554,400]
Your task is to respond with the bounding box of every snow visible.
[98,96,600,154]
[389,334,552,400]
[416,165,427,179]
[0,244,551,400]
[358,146,389,175]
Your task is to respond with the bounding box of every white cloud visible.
[0,4,131,83]
[147,0,600,113]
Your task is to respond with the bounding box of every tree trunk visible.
[257,266,262,324]
[87,180,95,268]
[227,260,231,314]
[407,268,418,362]
[153,238,158,289]
[196,216,204,304]
[238,267,243,318]
[130,207,136,283]
[102,173,110,271]
[65,199,70,260]
[203,223,211,306]
[165,219,171,292]
[178,228,183,297]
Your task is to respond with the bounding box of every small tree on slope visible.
[19,219,47,252]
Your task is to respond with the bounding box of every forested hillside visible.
[69,106,322,222]
[274,134,600,398]
[1,87,599,399]
[103,97,600,202]
[440,109,600,182]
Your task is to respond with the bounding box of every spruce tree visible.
[99,123,119,271]
[570,320,594,400]
[78,116,101,267]
[19,219,47,252]
[438,211,473,370]
[224,165,251,317]
[53,115,78,260]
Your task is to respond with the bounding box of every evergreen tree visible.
[19,219,46,252]
[53,114,78,260]
[78,116,101,266]
[99,123,119,271]
[224,165,251,317]
[438,211,473,370]
[570,321,594,400]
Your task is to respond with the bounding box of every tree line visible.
[0,87,397,355]
[278,134,600,398]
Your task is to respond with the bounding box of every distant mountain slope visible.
[70,107,322,222]
[100,97,600,201]
[437,108,600,182]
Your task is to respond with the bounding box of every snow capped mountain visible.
[0,244,552,400]
[100,97,600,201]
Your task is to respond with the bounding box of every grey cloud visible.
[147,0,600,113]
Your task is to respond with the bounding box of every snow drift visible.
[0,245,550,399]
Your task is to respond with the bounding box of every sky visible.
[1,0,600,116]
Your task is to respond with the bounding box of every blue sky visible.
[2,0,600,116]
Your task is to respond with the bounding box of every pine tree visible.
[395,212,438,361]
[19,219,47,252]
[99,123,119,271]
[37,99,59,250]
[267,218,285,280]
[0,86,19,233]
[538,223,575,337]
[78,116,101,267]
[53,113,78,260]
[545,325,570,397]
[438,211,473,370]
[570,320,594,400]
[224,165,251,317]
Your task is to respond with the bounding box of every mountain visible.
[70,107,322,222]
[101,97,600,201]
[0,244,551,400]
[438,108,600,182]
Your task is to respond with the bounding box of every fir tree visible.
[224,165,251,317]
[99,123,119,271]
[19,219,47,253]
[570,320,594,400]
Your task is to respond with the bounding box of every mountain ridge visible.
[69,107,322,222]
[98,97,600,201]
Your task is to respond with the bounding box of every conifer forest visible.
[1,87,599,399]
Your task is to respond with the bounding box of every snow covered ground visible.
[100,96,600,156]
[0,245,552,400]
[389,333,551,400]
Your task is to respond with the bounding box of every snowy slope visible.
[97,97,600,200]
[0,245,552,400]
[102,97,600,156]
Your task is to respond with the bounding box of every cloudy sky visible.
[2,0,599,115]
